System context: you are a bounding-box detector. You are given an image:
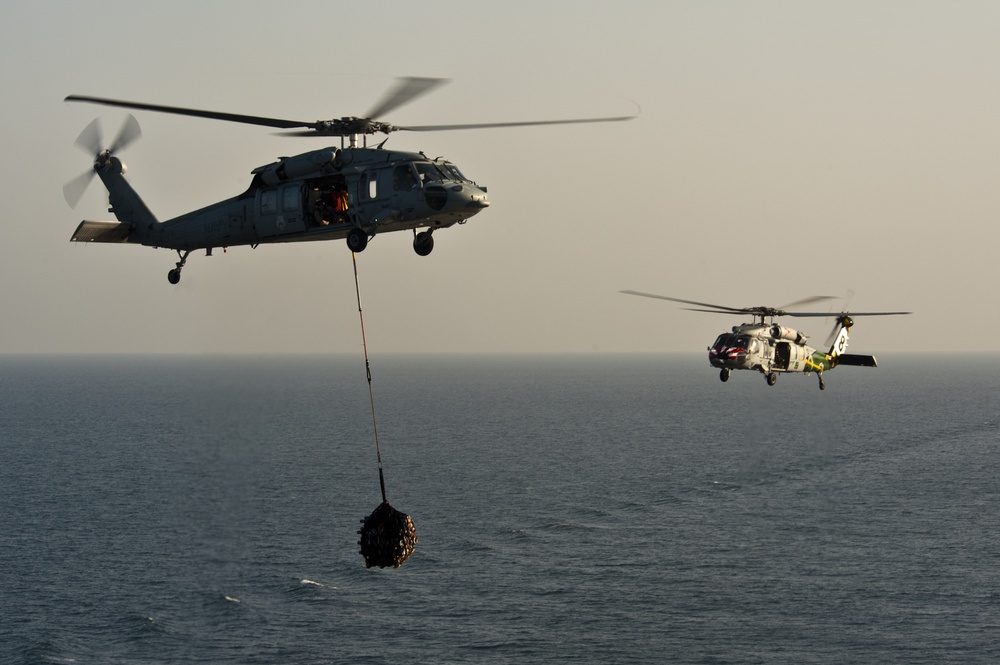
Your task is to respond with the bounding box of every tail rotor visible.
[823,290,856,348]
[824,316,846,348]
[63,114,141,208]
[825,315,854,355]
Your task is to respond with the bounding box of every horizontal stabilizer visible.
[835,353,877,367]
[71,220,135,244]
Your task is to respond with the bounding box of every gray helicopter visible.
[621,291,911,390]
[65,78,636,284]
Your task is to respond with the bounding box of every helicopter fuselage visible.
[709,323,829,375]
[71,145,490,281]
[161,147,488,250]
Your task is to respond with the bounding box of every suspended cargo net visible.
[350,251,417,568]
[358,501,418,569]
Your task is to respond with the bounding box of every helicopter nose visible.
[448,184,489,213]
[424,184,489,213]
[455,184,489,210]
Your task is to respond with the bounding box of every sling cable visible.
[351,252,417,568]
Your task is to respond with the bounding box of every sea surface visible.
[1,353,998,664]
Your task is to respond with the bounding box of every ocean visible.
[1,353,998,664]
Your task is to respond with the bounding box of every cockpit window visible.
[713,334,745,349]
[393,164,417,191]
[414,162,447,184]
[440,162,468,181]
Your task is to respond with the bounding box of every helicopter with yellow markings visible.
[64,78,636,284]
[621,291,910,390]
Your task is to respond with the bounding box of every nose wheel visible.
[817,374,826,390]
[719,368,730,383]
[167,250,190,285]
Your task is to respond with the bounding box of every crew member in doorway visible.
[333,187,349,224]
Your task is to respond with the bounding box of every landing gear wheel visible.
[413,230,434,256]
[167,250,190,285]
[818,376,826,391]
[720,368,730,383]
[347,227,368,253]
[766,372,777,386]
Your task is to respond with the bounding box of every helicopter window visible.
[260,189,277,215]
[281,186,299,212]
[441,162,468,181]
[393,164,417,191]
[414,162,446,184]
[713,334,736,349]
[360,170,379,201]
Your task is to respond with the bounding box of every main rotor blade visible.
[622,290,911,320]
[66,95,315,130]
[68,90,638,137]
[777,295,838,311]
[63,170,95,208]
[365,77,448,120]
[620,291,745,313]
[399,113,638,132]
[681,307,750,315]
[783,310,913,318]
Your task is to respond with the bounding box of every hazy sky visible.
[2,1,997,354]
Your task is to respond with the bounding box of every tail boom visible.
[94,155,159,241]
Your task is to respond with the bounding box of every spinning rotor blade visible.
[620,290,837,316]
[63,169,95,208]
[777,295,837,311]
[63,114,142,209]
[824,320,843,348]
[65,118,105,207]
[73,117,103,155]
[783,310,913,318]
[619,291,746,314]
[620,291,907,322]
[66,95,315,131]
[109,113,142,153]
[68,114,142,156]
[397,112,639,132]
[365,77,448,120]
[68,81,638,138]
[818,309,912,346]
[680,307,750,315]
